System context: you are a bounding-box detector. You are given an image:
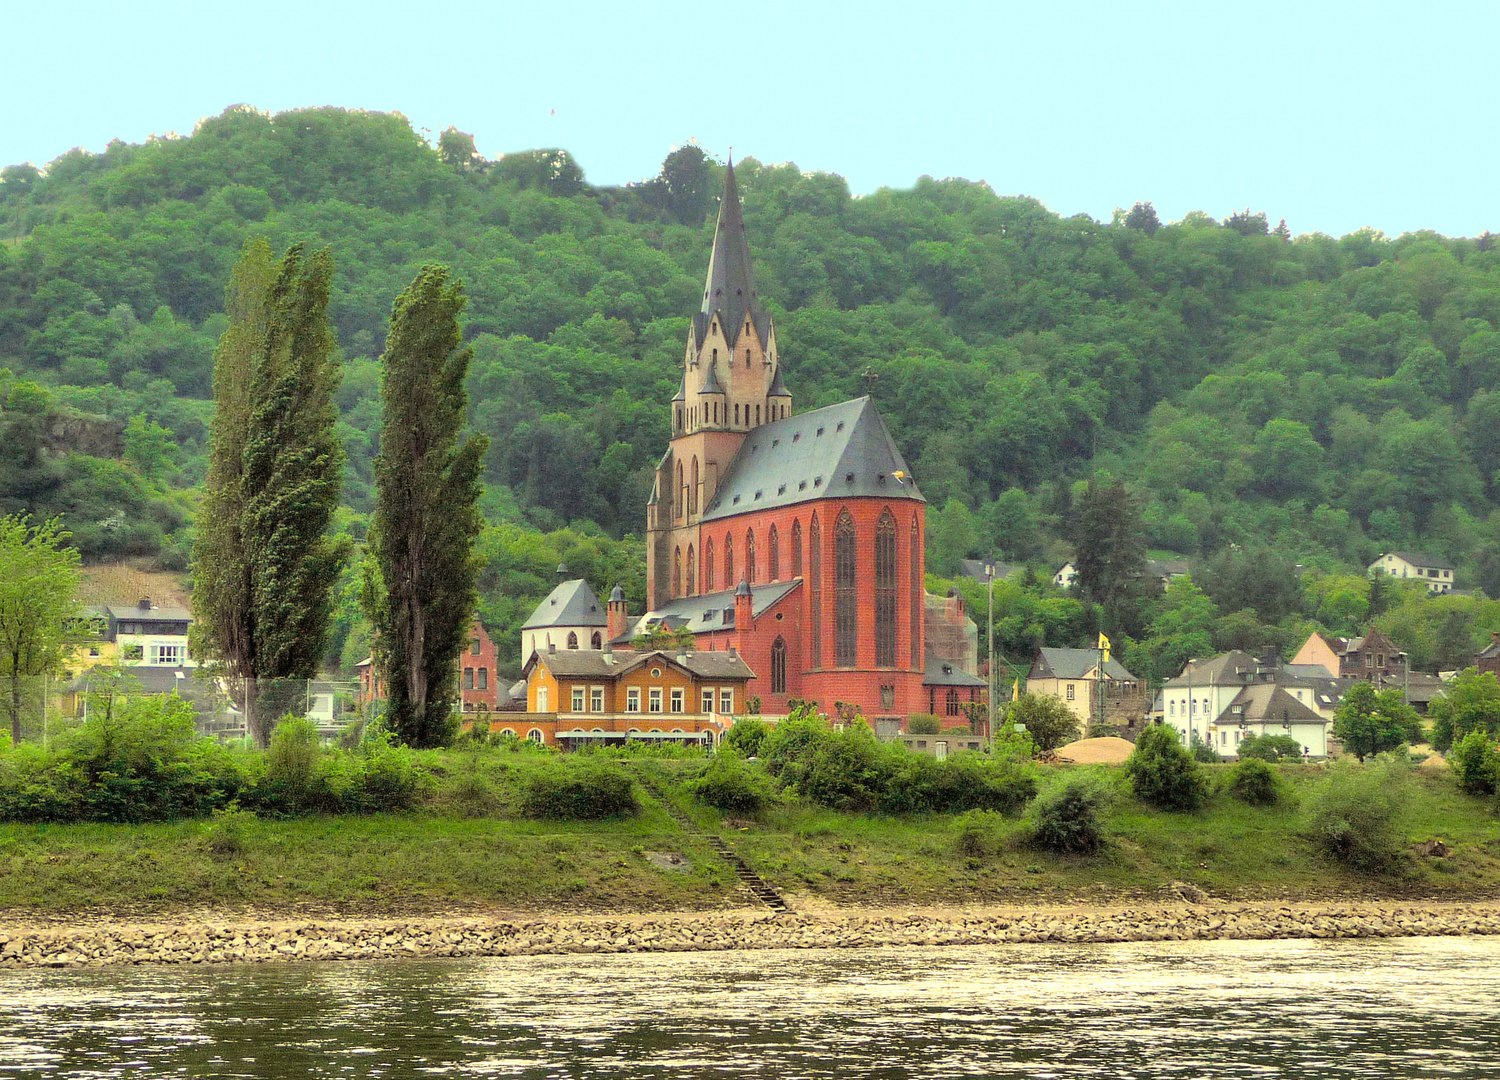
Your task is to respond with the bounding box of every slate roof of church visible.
[699,397,923,523]
[693,160,770,350]
[923,657,987,687]
[521,579,607,630]
[616,579,801,640]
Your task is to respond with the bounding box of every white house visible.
[1052,562,1079,589]
[107,600,195,668]
[1160,650,1329,757]
[1369,552,1454,594]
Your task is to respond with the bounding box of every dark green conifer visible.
[193,241,349,745]
[371,266,488,747]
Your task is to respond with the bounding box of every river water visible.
[0,937,1495,1078]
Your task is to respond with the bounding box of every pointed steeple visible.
[697,159,767,347]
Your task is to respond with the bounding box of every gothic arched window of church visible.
[705,539,715,593]
[591,632,602,649]
[676,461,685,520]
[875,510,896,667]
[724,534,735,589]
[946,689,960,716]
[673,547,682,598]
[835,509,857,667]
[768,525,779,581]
[690,457,699,516]
[910,515,922,670]
[686,544,696,595]
[567,632,579,650]
[809,514,822,669]
[791,520,802,578]
[771,636,787,694]
[746,529,756,584]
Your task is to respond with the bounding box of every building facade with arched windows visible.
[628,161,942,725]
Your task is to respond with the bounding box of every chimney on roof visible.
[556,562,569,580]
[548,641,556,655]
[138,597,151,611]
[728,643,737,658]
[734,579,752,656]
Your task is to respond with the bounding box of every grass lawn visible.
[0,754,1497,916]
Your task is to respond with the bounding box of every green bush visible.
[880,749,1037,816]
[723,717,770,757]
[261,717,325,812]
[955,809,1005,858]
[1126,724,1209,811]
[907,714,941,735]
[1226,757,1285,806]
[1030,775,1111,855]
[688,753,775,816]
[801,723,889,812]
[1310,757,1412,872]
[202,806,255,858]
[1237,734,1303,762]
[521,760,639,819]
[1188,732,1222,764]
[0,696,247,823]
[759,709,833,784]
[1450,730,1500,796]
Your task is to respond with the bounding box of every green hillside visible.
[3,105,1500,680]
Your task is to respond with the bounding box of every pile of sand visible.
[1055,736,1135,764]
[1419,753,1449,770]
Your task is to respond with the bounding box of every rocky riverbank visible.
[5,900,1500,968]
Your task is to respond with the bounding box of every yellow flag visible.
[1098,632,1111,663]
[1012,677,1021,702]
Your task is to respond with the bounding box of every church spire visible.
[699,159,765,346]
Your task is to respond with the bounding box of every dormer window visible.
[845,473,854,483]
[816,427,824,436]
[836,422,845,432]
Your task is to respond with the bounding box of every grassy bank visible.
[2,754,1498,917]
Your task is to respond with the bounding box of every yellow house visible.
[513,643,754,748]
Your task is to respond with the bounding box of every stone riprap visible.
[4,902,1500,967]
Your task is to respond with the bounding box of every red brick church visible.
[592,162,980,726]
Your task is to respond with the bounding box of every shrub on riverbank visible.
[687,753,776,816]
[1126,725,1209,811]
[520,760,638,819]
[1030,774,1112,854]
[1226,758,1288,806]
[1450,731,1500,796]
[1310,756,1412,872]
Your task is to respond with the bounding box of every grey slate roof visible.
[107,604,192,626]
[617,579,801,640]
[923,657,987,687]
[1478,635,1500,661]
[1162,650,1262,688]
[68,666,206,696]
[767,364,790,398]
[700,397,923,523]
[1387,551,1455,571]
[1221,684,1328,726]
[1029,647,1139,683]
[693,161,770,351]
[525,647,755,682]
[700,359,724,395]
[671,374,685,402]
[1147,559,1191,578]
[521,579,607,630]
[958,559,1018,584]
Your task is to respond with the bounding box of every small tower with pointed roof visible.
[648,160,793,608]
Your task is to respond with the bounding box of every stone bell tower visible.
[646,159,793,608]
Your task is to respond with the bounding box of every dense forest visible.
[3,105,1500,684]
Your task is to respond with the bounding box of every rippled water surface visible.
[0,937,1497,1078]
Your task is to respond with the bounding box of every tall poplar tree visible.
[371,266,488,747]
[192,240,349,745]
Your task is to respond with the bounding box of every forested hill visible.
[3,105,1500,671]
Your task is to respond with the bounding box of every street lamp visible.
[986,561,995,748]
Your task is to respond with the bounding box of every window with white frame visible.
[649,688,663,713]
[571,687,585,712]
[1066,683,1075,700]
[152,643,183,666]
[537,686,549,711]
[626,688,641,712]
[719,688,733,714]
[701,688,714,713]
[670,688,684,713]
[590,687,604,712]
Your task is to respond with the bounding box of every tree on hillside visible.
[371,266,489,748]
[1333,682,1422,762]
[1122,201,1161,235]
[1427,667,1500,752]
[0,515,81,743]
[192,240,349,745]
[1071,476,1146,616]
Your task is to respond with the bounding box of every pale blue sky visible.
[5,0,1496,238]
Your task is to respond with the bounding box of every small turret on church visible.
[648,160,793,607]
